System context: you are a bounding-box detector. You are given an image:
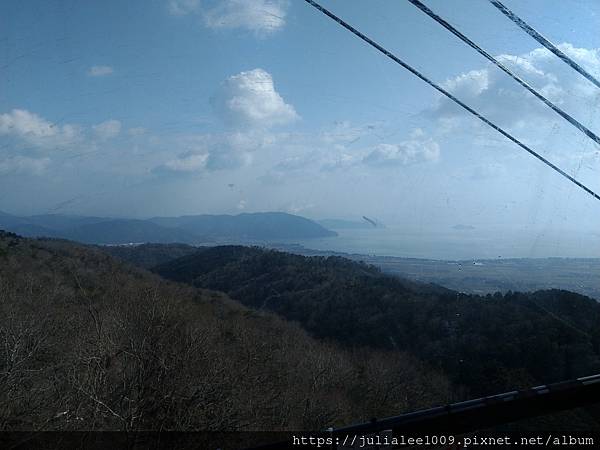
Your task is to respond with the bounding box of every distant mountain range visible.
[0,211,337,245]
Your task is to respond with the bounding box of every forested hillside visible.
[4,233,600,433]
[154,246,600,398]
[0,231,450,431]
[103,242,198,269]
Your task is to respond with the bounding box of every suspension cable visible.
[302,0,600,202]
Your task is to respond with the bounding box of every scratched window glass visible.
[1,0,600,441]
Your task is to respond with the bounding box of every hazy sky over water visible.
[1,0,599,238]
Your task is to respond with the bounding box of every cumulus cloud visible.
[0,109,57,139]
[203,0,288,35]
[195,131,270,170]
[363,130,440,167]
[211,68,298,128]
[87,65,114,77]
[0,109,80,148]
[205,132,259,170]
[169,0,288,35]
[431,43,600,130]
[152,69,297,175]
[257,121,386,183]
[0,156,50,175]
[557,43,600,76]
[92,119,121,140]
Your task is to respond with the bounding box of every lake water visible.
[280,226,600,260]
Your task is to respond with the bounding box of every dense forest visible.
[0,231,450,432]
[3,232,600,435]
[153,246,600,398]
[104,243,197,269]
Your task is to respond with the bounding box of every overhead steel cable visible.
[489,0,600,90]
[407,0,600,147]
[302,0,600,203]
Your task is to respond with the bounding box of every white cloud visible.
[257,121,384,183]
[92,119,121,139]
[169,0,288,35]
[87,65,114,77]
[211,68,298,128]
[203,0,288,35]
[149,69,296,175]
[442,69,490,99]
[321,153,360,172]
[163,152,209,173]
[320,121,376,145]
[560,43,600,74]
[363,130,440,167]
[152,130,272,174]
[0,109,80,148]
[431,43,600,130]
[203,130,275,170]
[206,135,256,169]
[0,156,50,175]
[0,109,56,139]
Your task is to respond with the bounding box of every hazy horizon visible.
[3,206,599,259]
[2,0,599,243]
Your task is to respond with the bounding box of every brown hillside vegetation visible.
[0,231,450,431]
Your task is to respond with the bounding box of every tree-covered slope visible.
[154,246,600,397]
[0,231,449,431]
[103,242,199,269]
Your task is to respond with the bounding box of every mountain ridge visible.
[0,211,336,245]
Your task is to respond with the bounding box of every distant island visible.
[0,211,337,245]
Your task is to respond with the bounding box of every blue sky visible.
[1,0,600,243]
